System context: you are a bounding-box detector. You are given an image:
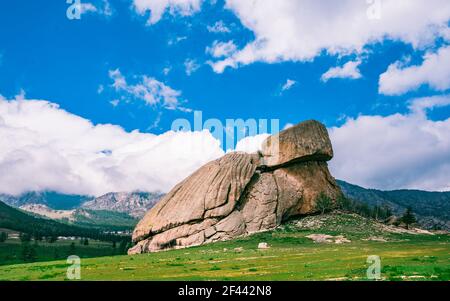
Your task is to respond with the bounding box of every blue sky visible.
[0,0,449,195]
[0,0,439,131]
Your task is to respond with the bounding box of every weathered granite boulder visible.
[261,120,333,167]
[129,120,342,254]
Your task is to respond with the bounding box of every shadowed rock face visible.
[129,120,342,254]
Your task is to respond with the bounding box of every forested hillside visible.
[0,201,125,242]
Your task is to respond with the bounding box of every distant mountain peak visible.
[81,191,164,218]
[0,190,164,218]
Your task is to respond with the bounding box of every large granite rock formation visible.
[129,120,342,254]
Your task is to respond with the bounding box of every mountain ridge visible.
[19,203,138,231]
[81,191,164,218]
[0,191,164,218]
[338,180,450,230]
[2,181,448,230]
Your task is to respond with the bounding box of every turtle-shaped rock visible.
[129,120,342,254]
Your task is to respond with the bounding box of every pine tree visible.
[0,232,7,243]
[315,193,334,215]
[119,240,128,254]
[19,232,31,243]
[53,248,60,259]
[335,195,352,211]
[401,207,417,229]
[383,206,393,219]
[21,244,37,262]
[50,234,58,243]
[69,242,76,254]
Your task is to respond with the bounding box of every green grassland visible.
[0,213,449,281]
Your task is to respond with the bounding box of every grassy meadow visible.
[0,213,449,281]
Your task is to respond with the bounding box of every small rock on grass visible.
[258,242,270,249]
[306,234,351,244]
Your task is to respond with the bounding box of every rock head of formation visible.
[128,120,342,254]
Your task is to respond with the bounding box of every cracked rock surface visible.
[129,120,342,254]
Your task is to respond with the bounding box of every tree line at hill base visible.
[12,234,132,263]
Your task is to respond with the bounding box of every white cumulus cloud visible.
[207,20,231,33]
[132,0,203,25]
[1,93,449,197]
[321,60,362,82]
[108,69,188,111]
[234,134,270,154]
[206,40,237,58]
[281,79,297,92]
[0,95,224,196]
[210,0,450,72]
[78,2,97,14]
[77,0,113,17]
[184,59,200,76]
[329,94,450,191]
[379,45,450,95]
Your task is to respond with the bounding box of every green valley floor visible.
[1,213,449,281]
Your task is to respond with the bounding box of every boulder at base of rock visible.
[258,242,270,249]
[306,234,351,244]
[129,120,342,254]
